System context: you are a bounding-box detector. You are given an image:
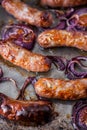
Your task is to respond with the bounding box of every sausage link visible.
[0,93,52,125]
[34,78,87,100]
[0,40,51,72]
[37,29,87,51]
[41,0,87,7]
[2,0,53,27]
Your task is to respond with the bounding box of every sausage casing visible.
[0,40,51,72]
[41,0,87,7]
[34,78,87,100]
[37,29,87,51]
[0,93,52,125]
[2,0,53,27]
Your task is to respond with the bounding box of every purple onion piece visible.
[66,26,77,32]
[54,8,87,32]
[65,71,77,80]
[47,56,67,71]
[74,8,87,17]
[0,67,37,100]
[67,15,79,27]
[1,24,36,50]
[72,99,87,130]
[56,20,67,30]
[66,56,87,79]
[0,77,20,99]
[17,77,36,100]
[17,77,49,101]
[73,8,87,28]
[75,25,87,32]
[72,56,87,61]
[65,8,75,18]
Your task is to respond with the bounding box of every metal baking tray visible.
[0,0,87,130]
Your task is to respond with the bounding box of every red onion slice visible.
[17,77,36,100]
[74,8,87,16]
[47,56,87,79]
[56,20,67,30]
[55,8,87,32]
[72,100,87,130]
[17,77,49,101]
[66,56,87,79]
[73,8,87,28]
[1,24,36,50]
[47,56,67,71]
[0,67,20,99]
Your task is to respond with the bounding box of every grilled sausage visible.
[37,29,87,51]
[34,78,87,100]
[2,0,53,27]
[0,40,51,72]
[0,93,52,125]
[41,0,87,7]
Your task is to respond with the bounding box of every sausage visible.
[34,78,87,100]
[37,29,87,51]
[0,40,51,72]
[2,0,53,27]
[40,0,87,7]
[0,93,52,125]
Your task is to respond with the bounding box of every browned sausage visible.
[0,93,52,125]
[37,29,87,51]
[2,0,53,27]
[34,78,87,100]
[41,0,87,7]
[0,40,51,72]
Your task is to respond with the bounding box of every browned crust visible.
[34,78,87,100]
[41,0,87,7]
[0,93,52,123]
[0,40,51,72]
[37,29,87,51]
[2,0,53,27]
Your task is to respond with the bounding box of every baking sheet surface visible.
[0,1,87,130]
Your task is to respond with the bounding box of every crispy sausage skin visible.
[0,40,51,72]
[2,0,53,27]
[34,78,87,100]
[41,0,87,7]
[0,93,52,125]
[37,29,87,51]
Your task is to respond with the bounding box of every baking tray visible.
[0,0,87,130]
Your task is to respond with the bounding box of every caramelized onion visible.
[1,24,36,50]
[72,100,87,130]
